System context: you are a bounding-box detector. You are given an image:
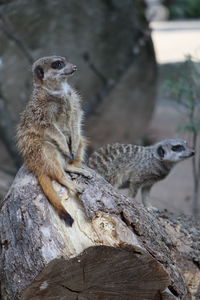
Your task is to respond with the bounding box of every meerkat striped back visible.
[88,143,140,182]
[88,139,194,209]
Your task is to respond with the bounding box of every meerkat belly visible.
[56,111,69,129]
[110,167,131,187]
[55,106,76,137]
[58,122,71,137]
[56,150,66,167]
[119,169,140,188]
[42,139,66,167]
[139,168,165,187]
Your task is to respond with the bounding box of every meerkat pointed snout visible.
[17,55,91,226]
[156,139,195,163]
[61,63,77,76]
[88,138,194,210]
[32,56,77,91]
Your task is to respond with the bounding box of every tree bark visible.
[0,166,199,300]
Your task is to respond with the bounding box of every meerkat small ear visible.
[157,145,165,158]
[34,66,44,80]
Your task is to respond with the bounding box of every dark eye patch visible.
[171,145,185,152]
[51,60,64,69]
[34,66,44,80]
[157,145,165,158]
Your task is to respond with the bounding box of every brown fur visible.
[17,56,91,226]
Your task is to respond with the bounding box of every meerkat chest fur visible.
[61,82,71,97]
[49,83,81,133]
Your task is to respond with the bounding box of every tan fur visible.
[17,56,91,226]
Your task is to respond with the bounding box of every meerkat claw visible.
[76,185,85,194]
[81,170,93,179]
[71,152,75,161]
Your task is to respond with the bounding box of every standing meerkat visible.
[88,139,194,208]
[17,55,91,226]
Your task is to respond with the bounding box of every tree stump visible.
[0,166,199,299]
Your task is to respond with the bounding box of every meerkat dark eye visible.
[51,60,64,69]
[157,145,165,158]
[171,145,185,152]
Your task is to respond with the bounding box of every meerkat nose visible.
[191,150,195,156]
[72,65,77,71]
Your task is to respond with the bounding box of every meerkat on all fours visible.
[17,55,91,226]
[88,139,194,209]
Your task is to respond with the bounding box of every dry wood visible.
[0,165,199,300]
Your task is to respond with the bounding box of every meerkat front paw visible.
[80,169,93,179]
[68,183,84,195]
[66,165,93,179]
[75,184,85,194]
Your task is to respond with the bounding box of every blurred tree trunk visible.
[0,92,21,168]
[0,0,157,167]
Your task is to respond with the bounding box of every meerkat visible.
[88,139,194,208]
[17,55,91,226]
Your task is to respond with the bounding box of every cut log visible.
[0,166,199,299]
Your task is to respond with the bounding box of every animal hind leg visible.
[128,182,140,198]
[53,169,84,194]
[42,145,84,195]
[141,185,152,208]
[38,174,74,226]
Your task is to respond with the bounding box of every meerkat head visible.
[155,138,195,164]
[32,56,77,90]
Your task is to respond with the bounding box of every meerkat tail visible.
[38,174,74,226]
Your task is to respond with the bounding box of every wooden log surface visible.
[0,165,199,300]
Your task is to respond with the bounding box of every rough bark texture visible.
[0,166,199,300]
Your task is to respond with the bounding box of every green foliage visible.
[164,56,200,215]
[168,0,200,19]
[164,56,200,135]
